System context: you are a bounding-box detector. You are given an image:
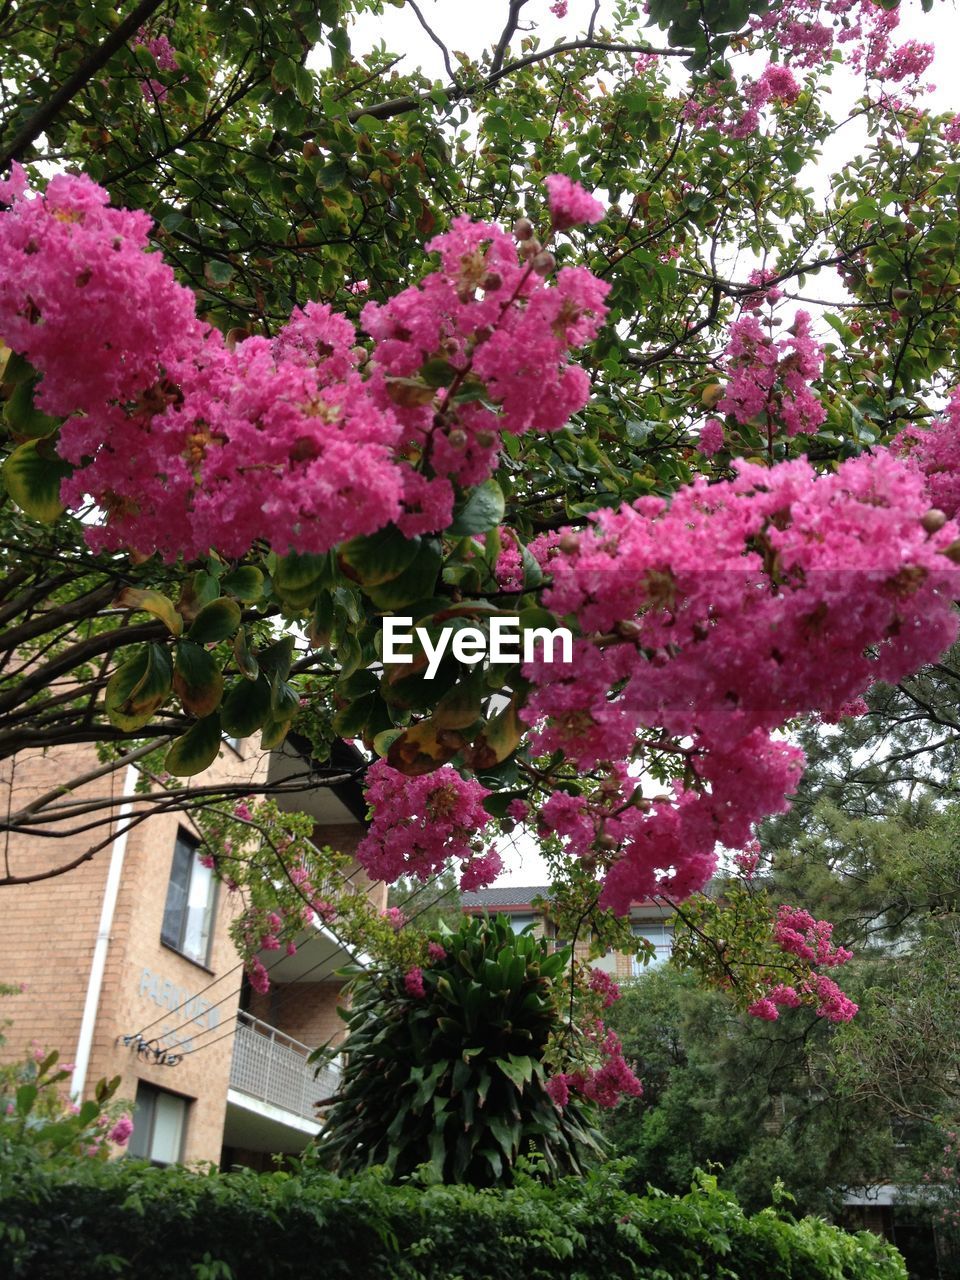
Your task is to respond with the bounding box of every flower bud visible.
[532,250,556,276]
[514,217,535,241]
[473,324,493,344]
[943,539,960,564]
[482,271,502,291]
[447,428,468,449]
[475,429,496,448]
[559,532,580,555]
[922,508,947,533]
[520,237,542,260]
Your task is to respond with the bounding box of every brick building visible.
[460,884,675,976]
[1,734,382,1168]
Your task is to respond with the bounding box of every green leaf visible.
[3,378,59,438]
[364,540,442,609]
[113,587,183,637]
[449,479,505,536]
[173,641,225,717]
[259,709,296,750]
[494,1054,534,1092]
[431,672,485,729]
[373,727,404,757]
[2,439,71,522]
[15,1083,37,1115]
[177,572,220,623]
[164,713,223,776]
[220,675,272,737]
[341,526,421,587]
[258,635,296,681]
[233,628,259,680]
[105,644,173,730]
[188,597,242,644]
[220,566,264,602]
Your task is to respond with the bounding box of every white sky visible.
[340,0,960,885]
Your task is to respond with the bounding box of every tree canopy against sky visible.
[2,0,960,1086]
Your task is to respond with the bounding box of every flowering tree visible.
[2,0,960,1070]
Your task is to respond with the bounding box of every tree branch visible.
[0,0,168,172]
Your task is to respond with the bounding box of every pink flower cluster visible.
[494,529,525,592]
[753,0,934,92]
[741,267,784,313]
[682,62,800,139]
[404,966,426,998]
[546,1026,642,1109]
[358,760,493,887]
[717,311,826,438]
[697,418,725,458]
[361,211,608,533]
[588,967,621,1008]
[544,174,605,231]
[132,28,180,105]
[895,389,960,521]
[525,450,960,914]
[0,169,607,559]
[382,906,406,929]
[107,1114,134,1146]
[728,64,802,139]
[458,847,504,892]
[774,905,852,967]
[733,840,761,879]
[748,907,857,1023]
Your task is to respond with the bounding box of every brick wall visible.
[0,737,367,1165]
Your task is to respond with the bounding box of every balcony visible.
[228,1010,340,1126]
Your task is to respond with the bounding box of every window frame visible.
[631,922,674,974]
[127,1081,189,1166]
[160,829,218,968]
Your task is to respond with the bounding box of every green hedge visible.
[0,1157,905,1280]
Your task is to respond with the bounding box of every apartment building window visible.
[509,914,537,935]
[161,830,216,965]
[631,923,673,974]
[127,1082,188,1165]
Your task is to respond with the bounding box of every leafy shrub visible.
[315,914,604,1183]
[0,1157,907,1280]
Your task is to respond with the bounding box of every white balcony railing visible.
[229,1010,340,1124]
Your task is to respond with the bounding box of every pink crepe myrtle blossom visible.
[697,418,725,457]
[548,1027,643,1109]
[0,170,607,560]
[108,1114,134,1146]
[359,760,491,884]
[382,906,406,929]
[523,450,960,914]
[404,967,426,998]
[544,174,605,231]
[248,957,270,994]
[459,847,503,892]
[588,967,621,1008]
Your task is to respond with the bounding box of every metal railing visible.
[229,1010,340,1124]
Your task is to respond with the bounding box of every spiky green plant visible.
[313,914,604,1185]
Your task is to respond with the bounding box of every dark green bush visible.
[316,913,603,1185]
[0,1155,906,1280]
